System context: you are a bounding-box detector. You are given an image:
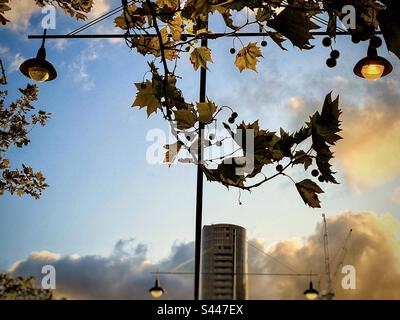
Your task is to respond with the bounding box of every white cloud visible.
[287,96,304,111]
[4,0,110,33]
[391,187,400,205]
[0,46,10,55]
[88,0,110,19]
[69,43,100,91]
[4,0,39,32]
[7,212,400,299]
[9,53,25,73]
[9,239,194,300]
[51,39,68,51]
[29,251,61,261]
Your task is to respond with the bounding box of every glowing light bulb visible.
[304,281,319,300]
[150,288,164,298]
[149,279,164,298]
[361,63,385,81]
[305,291,319,300]
[28,66,50,82]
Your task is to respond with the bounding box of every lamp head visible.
[304,281,319,300]
[20,30,57,82]
[149,278,164,298]
[354,46,393,81]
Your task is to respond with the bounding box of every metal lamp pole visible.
[194,34,208,301]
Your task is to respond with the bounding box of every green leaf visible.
[174,109,197,130]
[190,46,213,71]
[132,80,161,117]
[156,0,179,11]
[197,101,216,123]
[296,179,324,208]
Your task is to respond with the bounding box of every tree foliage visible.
[0,65,50,199]
[0,273,53,300]
[3,0,399,206]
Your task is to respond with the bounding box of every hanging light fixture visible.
[354,36,392,81]
[149,277,164,298]
[304,281,319,300]
[20,29,57,82]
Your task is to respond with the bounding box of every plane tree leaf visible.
[267,7,320,49]
[197,101,216,124]
[190,46,213,71]
[174,109,197,130]
[132,80,162,117]
[235,42,263,72]
[296,179,324,208]
[309,93,342,184]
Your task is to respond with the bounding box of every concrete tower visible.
[200,224,248,300]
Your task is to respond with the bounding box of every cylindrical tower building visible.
[201,224,248,300]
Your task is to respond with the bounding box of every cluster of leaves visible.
[4,0,397,206]
[0,273,53,300]
[133,60,341,207]
[114,1,400,72]
[203,93,341,208]
[34,0,94,20]
[0,77,51,199]
[120,0,347,207]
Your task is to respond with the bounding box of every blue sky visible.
[1,0,399,279]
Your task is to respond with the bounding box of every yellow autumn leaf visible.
[17,189,25,197]
[132,80,161,117]
[184,0,210,19]
[197,101,216,124]
[190,46,213,71]
[235,42,263,72]
[0,158,10,169]
[156,0,179,11]
[114,5,144,29]
[168,13,183,42]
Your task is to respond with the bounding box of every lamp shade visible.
[20,30,57,82]
[304,281,319,300]
[354,53,392,81]
[149,278,164,298]
[20,58,57,82]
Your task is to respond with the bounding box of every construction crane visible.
[332,228,353,286]
[320,214,353,300]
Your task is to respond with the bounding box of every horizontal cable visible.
[150,272,319,276]
[29,30,382,40]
